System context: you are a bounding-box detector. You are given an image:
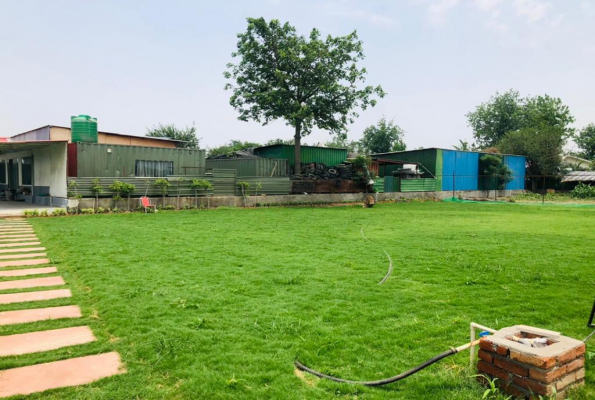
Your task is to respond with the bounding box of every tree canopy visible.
[498,126,565,178]
[361,117,406,154]
[224,17,384,174]
[466,90,574,148]
[574,124,595,160]
[207,140,262,158]
[146,124,200,148]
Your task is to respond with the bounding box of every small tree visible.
[146,123,200,148]
[479,155,513,196]
[361,117,406,154]
[109,180,124,208]
[175,177,185,209]
[152,178,172,207]
[225,17,384,175]
[67,181,82,199]
[190,179,213,207]
[91,179,103,210]
[120,182,136,211]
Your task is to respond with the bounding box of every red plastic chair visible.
[139,196,157,213]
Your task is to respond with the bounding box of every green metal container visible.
[253,144,348,169]
[71,115,98,143]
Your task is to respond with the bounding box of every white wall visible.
[32,143,67,198]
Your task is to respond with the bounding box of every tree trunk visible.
[294,122,302,175]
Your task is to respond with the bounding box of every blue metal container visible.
[503,155,526,190]
[441,150,480,191]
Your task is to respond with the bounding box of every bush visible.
[112,207,122,213]
[52,209,67,216]
[23,210,40,217]
[570,182,595,199]
[81,208,95,214]
[162,205,176,211]
[39,210,49,217]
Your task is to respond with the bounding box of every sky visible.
[1,0,594,151]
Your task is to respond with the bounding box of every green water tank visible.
[71,115,98,143]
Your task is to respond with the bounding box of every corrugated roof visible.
[9,125,183,143]
[371,148,526,157]
[0,140,68,155]
[561,171,595,182]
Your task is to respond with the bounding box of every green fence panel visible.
[205,158,288,177]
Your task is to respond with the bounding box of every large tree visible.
[224,18,384,174]
[361,117,406,154]
[146,123,200,148]
[498,126,565,190]
[466,90,574,148]
[574,124,595,160]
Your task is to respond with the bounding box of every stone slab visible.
[0,276,64,291]
[0,234,37,239]
[0,228,34,232]
[0,289,71,305]
[0,253,47,260]
[0,247,46,254]
[0,326,95,357]
[0,242,41,248]
[0,238,39,243]
[0,267,57,277]
[0,258,49,268]
[0,305,81,326]
[0,352,124,398]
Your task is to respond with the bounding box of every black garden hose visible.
[295,348,457,387]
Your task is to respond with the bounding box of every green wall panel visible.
[205,158,288,177]
[76,143,206,177]
[253,145,347,169]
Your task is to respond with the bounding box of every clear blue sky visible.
[1,0,593,151]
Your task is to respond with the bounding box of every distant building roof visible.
[371,148,526,158]
[9,125,183,143]
[561,171,595,183]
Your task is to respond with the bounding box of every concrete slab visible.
[0,352,124,397]
[0,253,47,260]
[0,289,71,305]
[0,247,46,254]
[0,305,81,326]
[0,276,64,291]
[0,238,39,243]
[0,258,49,268]
[0,267,57,277]
[0,242,41,248]
[0,326,95,357]
[0,230,34,234]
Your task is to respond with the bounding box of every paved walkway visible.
[0,218,125,397]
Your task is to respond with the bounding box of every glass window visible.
[20,157,32,186]
[135,160,174,177]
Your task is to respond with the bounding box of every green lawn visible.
[3,202,594,399]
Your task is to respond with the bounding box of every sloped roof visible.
[561,171,595,182]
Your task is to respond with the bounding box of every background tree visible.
[467,90,574,148]
[146,123,200,148]
[453,139,474,151]
[574,124,595,160]
[479,154,512,193]
[498,126,565,190]
[224,17,384,174]
[361,117,406,154]
[207,140,262,158]
[325,134,362,153]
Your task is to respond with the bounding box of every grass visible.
[3,202,594,399]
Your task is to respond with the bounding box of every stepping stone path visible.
[0,218,125,397]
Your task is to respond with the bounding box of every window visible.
[0,161,6,184]
[135,160,174,177]
[20,157,32,186]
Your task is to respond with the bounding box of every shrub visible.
[162,205,176,211]
[81,208,95,214]
[52,209,67,216]
[39,210,49,217]
[112,207,122,213]
[23,210,40,217]
[67,181,82,199]
[570,182,595,199]
[237,181,250,197]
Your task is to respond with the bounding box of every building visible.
[562,155,591,170]
[371,148,526,193]
[1,116,205,206]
